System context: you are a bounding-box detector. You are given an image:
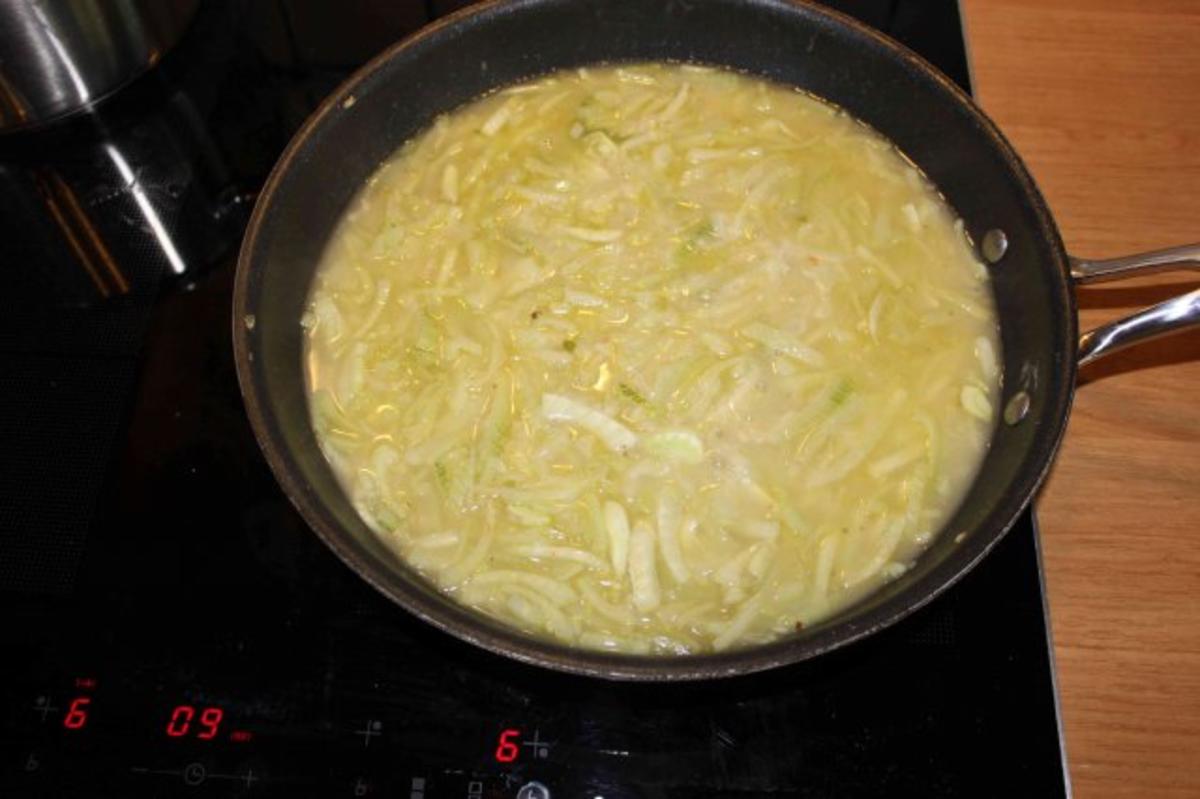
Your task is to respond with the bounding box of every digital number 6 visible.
[63,697,90,730]
[495,728,520,763]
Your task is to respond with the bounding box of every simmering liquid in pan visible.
[302,64,1001,654]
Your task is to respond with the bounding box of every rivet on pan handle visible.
[1069,244,1200,368]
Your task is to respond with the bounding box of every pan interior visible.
[235,0,1074,679]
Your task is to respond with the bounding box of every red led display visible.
[494,728,521,763]
[166,705,195,737]
[63,697,90,730]
[166,705,224,740]
[198,707,224,739]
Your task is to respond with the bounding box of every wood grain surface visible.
[961,1,1200,796]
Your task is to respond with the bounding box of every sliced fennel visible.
[303,63,1000,655]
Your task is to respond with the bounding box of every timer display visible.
[165,705,224,740]
[47,688,252,744]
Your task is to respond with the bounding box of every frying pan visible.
[232,0,1200,680]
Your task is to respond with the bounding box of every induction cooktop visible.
[0,2,1069,796]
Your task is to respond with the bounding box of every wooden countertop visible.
[962,1,1200,796]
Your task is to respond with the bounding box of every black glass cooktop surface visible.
[0,2,1068,797]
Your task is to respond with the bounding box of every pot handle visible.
[1070,244,1200,367]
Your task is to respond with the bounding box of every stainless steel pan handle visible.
[1070,245,1200,367]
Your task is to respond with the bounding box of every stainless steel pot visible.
[0,0,199,131]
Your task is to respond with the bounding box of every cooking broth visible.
[302,64,1000,653]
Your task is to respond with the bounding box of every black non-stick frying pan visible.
[232,0,1200,680]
